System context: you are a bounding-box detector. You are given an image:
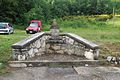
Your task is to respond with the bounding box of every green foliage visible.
[42,24,50,31]
[94,15,112,21]
[0,0,34,24]
[0,0,120,24]
[59,15,107,28]
[51,0,70,18]
[24,7,44,23]
[13,24,26,30]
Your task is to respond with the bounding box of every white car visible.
[0,22,14,34]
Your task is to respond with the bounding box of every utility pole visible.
[112,0,116,27]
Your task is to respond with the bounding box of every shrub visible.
[95,15,112,21]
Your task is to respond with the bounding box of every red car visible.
[26,20,42,34]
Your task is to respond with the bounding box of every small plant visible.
[0,62,7,75]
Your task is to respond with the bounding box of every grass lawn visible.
[0,29,30,62]
[61,24,120,43]
[0,28,30,75]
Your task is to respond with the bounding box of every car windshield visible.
[0,24,6,29]
[29,22,38,27]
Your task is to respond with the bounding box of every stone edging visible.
[11,32,100,61]
[11,32,45,49]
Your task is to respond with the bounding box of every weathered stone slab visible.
[9,60,108,67]
[63,33,99,49]
[74,67,97,75]
[11,32,45,49]
[9,63,27,67]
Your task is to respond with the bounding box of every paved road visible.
[0,67,120,80]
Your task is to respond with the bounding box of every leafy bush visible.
[59,15,107,28]
[24,7,44,24]
[13,25,26,30]
[1,0,120,25]
[95,15,112,21]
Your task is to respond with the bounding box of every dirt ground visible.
[100,42,120,57]
[28,53,86,61]
[0,67,120,80]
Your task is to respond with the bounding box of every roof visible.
[0,22,9,24]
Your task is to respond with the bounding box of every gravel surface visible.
[28,53,86,61]
[0,67,120,80]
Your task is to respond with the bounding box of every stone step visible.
[8,60,111,68]
[74,67,120,75]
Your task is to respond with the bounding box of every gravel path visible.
[0,67,120,80]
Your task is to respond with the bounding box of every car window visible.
[29,23,38,27]
[0,24,6,28]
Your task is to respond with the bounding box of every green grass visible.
[0,29,30,62]
[0,27,30,75]
[59,17,120,43]
[61,25,120,43]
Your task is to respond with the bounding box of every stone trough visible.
[9,31,104,67]
[9,20,105,67]
[11,32,100,60]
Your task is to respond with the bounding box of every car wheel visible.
[26,31,29,34]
